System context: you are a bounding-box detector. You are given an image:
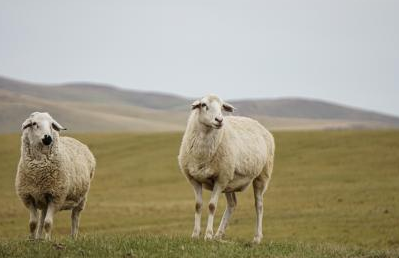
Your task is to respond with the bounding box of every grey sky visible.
[0,0,398,116]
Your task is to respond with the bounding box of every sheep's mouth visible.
[38,144,52,155]
[212,123,223,129]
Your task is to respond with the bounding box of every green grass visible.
[1,235,398,258]
[0,130,399,257]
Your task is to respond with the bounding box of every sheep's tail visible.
[90,168,95,179]
[266,152,274,179]
[89,156,96,180]
[264,132,275,179]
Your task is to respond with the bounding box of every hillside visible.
[0,89,186,133]
[231,98,399,126]
[0,76,189,109]
[1,75,399,132]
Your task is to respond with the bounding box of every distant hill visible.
[0,76,189,110]
[0,75,398,133]
[230,98,399,126]
[0,89,186,133]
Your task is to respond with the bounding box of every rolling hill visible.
[0,75,398,133]
[0,89,186,133]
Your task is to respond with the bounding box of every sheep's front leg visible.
[27,204,38,240]
[204,182,222,240]
[43,202,56,241]
[189,179,202,239]
[214,192,237,240]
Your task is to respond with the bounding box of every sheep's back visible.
[222,116,274,176]
[59,137,96,199]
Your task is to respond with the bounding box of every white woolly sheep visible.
[15,112,95,240]
[178,94,275,243]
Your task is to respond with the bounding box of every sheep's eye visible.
[201,103,208,110]
[32,122,37,126]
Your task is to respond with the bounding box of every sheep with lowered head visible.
[178,94,275,243]
[15,112,95,240]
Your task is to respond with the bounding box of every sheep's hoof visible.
[191,232,200,239]
[204,231,213,241]
[252,235,262,244]
[213,232,224,240]
[44,233,51,241]
[35,233,45,240]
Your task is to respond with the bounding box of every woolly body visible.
[16,136,95,212]
[179,114,274,193]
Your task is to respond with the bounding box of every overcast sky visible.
[0,0,398,116]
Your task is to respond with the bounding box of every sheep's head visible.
[191,94,234,129]
[21,112,66,148]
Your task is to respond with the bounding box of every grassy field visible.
[1,235,398,258]
[0,130,398,257]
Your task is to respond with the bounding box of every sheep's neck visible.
[187,120,223,162]
[22,134,59,161]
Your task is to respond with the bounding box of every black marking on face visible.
[23,123,32,130]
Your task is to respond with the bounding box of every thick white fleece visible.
[16,132,95,212]
[178,111,274,192]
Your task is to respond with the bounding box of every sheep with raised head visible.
[15,112,95,240]
[178,94,275,243]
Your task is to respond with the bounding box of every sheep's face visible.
[21,112,66,148]
[191,95,234,129]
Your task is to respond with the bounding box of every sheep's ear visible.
[222,102,235,112]
[52,120,67,131]
[22,118,32,130]
[191,100,201,110]
[30,112,40,117]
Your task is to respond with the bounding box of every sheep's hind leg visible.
[252,176,270,244]
[214,192,237,240]
[204,182,222,240]
[71,199,85,239]
[36,209,47,239]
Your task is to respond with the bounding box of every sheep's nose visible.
[42,135,52,146]
[215,117,223,124]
